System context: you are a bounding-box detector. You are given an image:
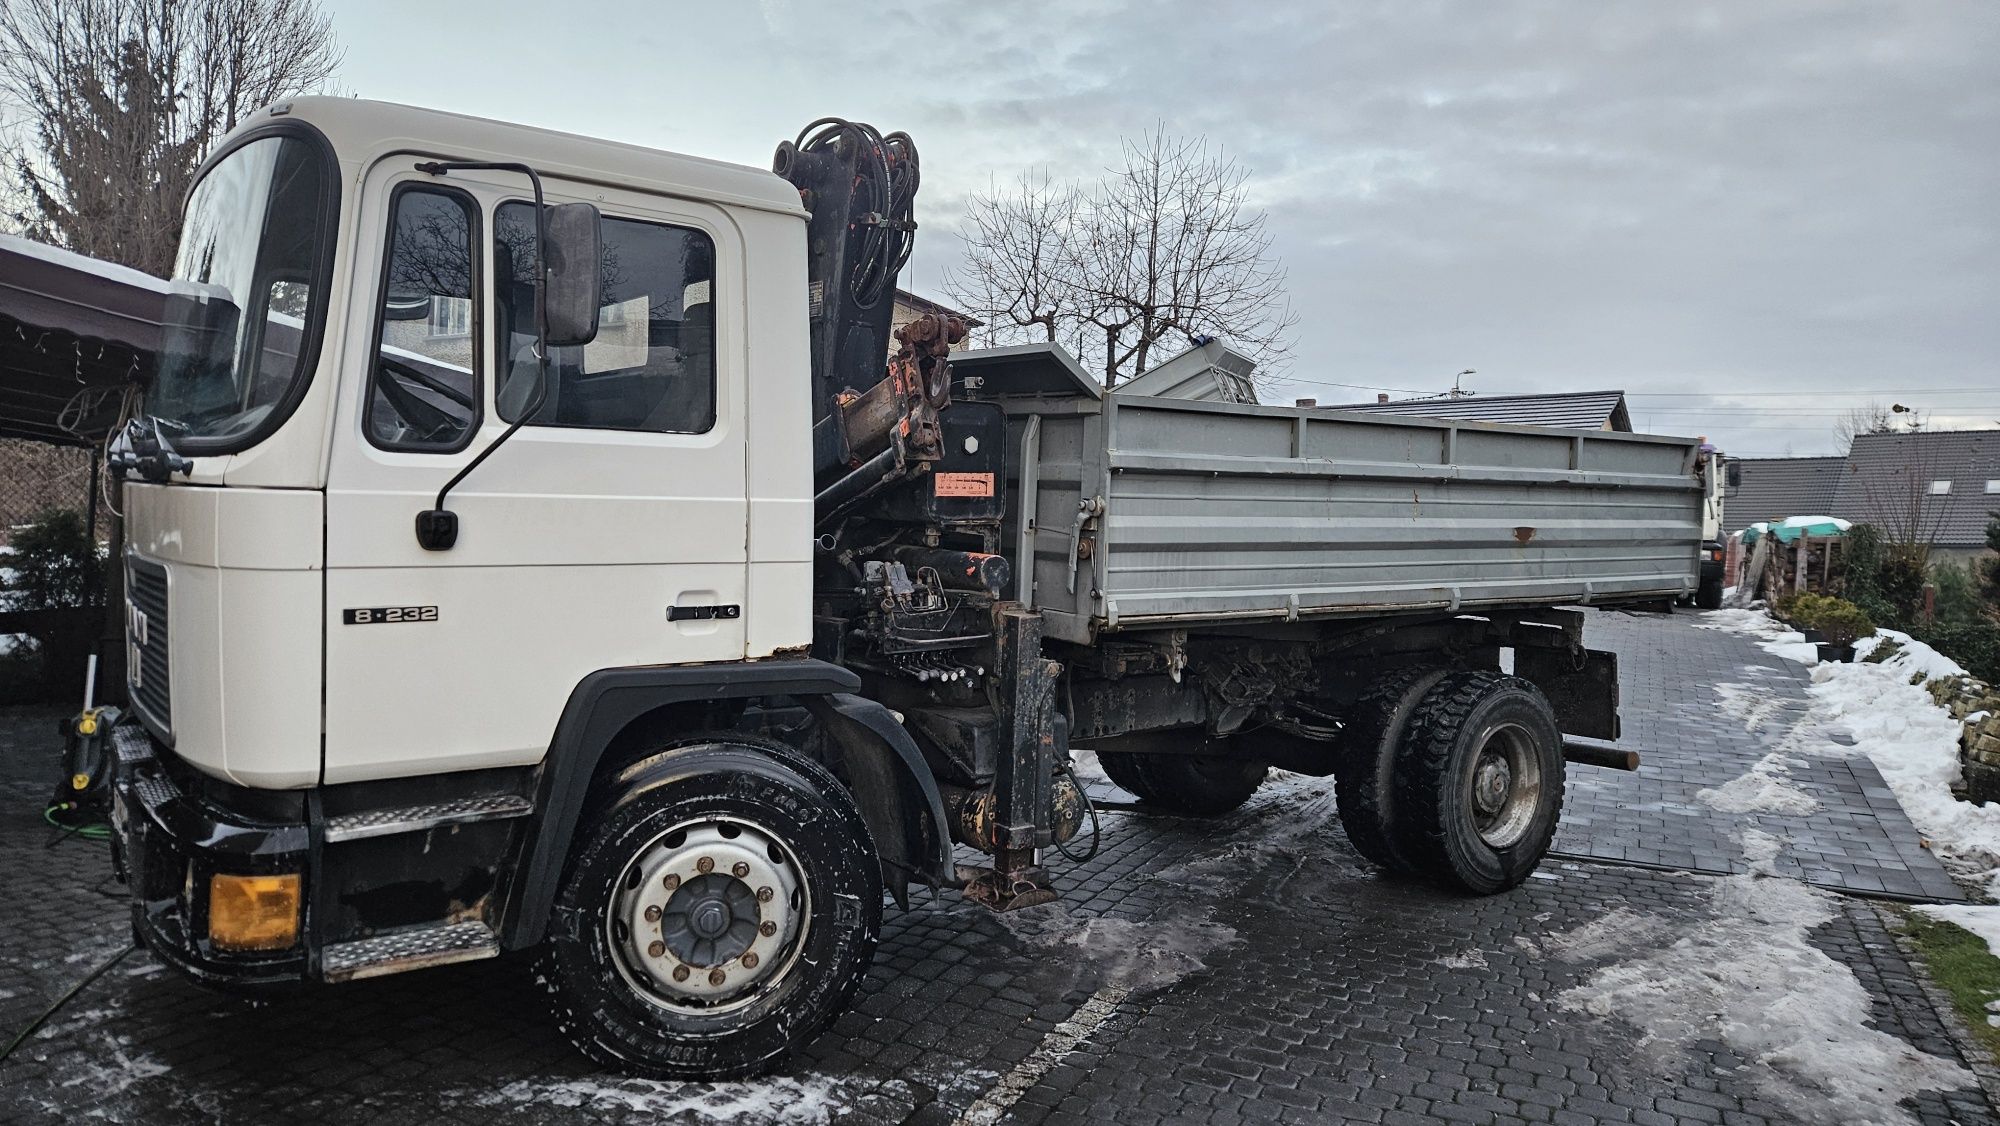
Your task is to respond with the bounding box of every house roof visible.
[893,289,982,327]
[1724,456,1844,533]
[1834,430,2000,549]
[1318,389,1633,431]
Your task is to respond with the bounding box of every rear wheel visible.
[537,738,881,1079]
[1334,666,1448,874]
[1097,740,1267,816]
[1391,673,1565,894]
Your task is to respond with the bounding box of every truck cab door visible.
[323,166,749,783]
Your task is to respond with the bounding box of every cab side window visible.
[493,203,716,434]
[367,187,480,451]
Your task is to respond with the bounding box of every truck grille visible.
[126,555,171,735]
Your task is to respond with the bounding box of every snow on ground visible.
[1702,612,2000,894]
[1538,842,1974,1126]
[1694,608,1820,665]
[997,904,1237,994]
[480,1073,853,1123]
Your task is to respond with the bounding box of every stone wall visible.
[1935,673,2000,804]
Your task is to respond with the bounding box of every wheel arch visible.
[502,659,948,949]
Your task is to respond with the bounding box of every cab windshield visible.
[148,132,334,451]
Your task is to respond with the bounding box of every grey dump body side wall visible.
[1004,394,1703,645]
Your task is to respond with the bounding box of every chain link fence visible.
[0,438,106,546]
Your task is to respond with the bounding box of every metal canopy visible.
[0,233,166,448]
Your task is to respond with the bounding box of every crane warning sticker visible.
[934,472,995,498]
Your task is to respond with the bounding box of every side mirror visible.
[542,202,601,348]
[1725,461,1743,488]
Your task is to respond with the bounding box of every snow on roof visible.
[0,232,169,293]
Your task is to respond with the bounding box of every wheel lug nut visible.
[644,905,662,922]
[662,873,680,891]
[741,952,760,968]
[732,861,751,878]
[759,921,777,937]
[672,965,690,982]
[756,886,774,903]
[708,968,727,986]
[647,940,665,958]
[696,856,715,874]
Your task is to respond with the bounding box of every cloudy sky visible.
[327,0,1998,456]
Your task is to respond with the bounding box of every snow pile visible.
[1544,867,1974,1125]
[1805,633,2000,892]
[1704,613,2000,893]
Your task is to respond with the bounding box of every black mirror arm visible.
[409,160,555,550]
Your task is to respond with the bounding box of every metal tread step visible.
[323,795,532,842]
[322,921,499,982]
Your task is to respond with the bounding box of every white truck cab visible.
[122,99,816,788]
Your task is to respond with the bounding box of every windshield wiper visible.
[108,416,195,483]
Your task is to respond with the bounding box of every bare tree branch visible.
[945,125,1296,389]
[0,0,342,275]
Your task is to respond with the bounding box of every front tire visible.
[1391,673,1565,894]
[537,738,881,1079]
[1696,574,1724,610]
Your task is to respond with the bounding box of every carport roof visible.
[0,233,165,447]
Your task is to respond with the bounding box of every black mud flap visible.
[1514,646,1620,741]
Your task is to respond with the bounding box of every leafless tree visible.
[1834,400,1925,454]
[1846,433,1949,572]
[947,127,1296,389]
[0,0,342,276]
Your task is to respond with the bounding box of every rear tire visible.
[1096,741,1267,816]
[1391,672,1565,894]
[537,737,881,1079]
[1334,666,1448,874]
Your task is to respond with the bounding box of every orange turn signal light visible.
[208,873,301,952]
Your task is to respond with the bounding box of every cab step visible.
[323,795,532,842]
[321,921,499,982]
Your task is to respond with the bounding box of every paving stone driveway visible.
[0,609,1993,1125]
[1555,611,1963,902]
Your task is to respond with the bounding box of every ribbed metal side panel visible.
[126,555,171,734]
[1021,399,1702,633]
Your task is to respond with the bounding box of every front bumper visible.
[111,726,311,990]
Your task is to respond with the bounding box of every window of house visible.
[1986,480,2000,495]
[493,203,716,434]
[1929,480,1953,495]
[427,295,471,339]
[366,186,480,451]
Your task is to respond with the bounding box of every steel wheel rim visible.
[606,815,809,1015]
[1466,722,1542,849]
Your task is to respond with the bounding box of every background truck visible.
[104,99,1704,1079]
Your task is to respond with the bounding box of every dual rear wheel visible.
[1336,669,1565,894]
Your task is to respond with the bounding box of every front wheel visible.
[1391,673,1565,894]
[1696,574,1724,610]
[537,738,881,1079]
